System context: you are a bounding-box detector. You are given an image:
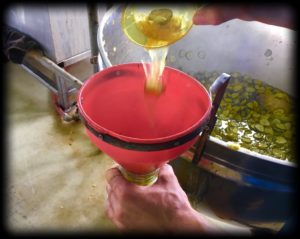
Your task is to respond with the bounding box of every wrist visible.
[167,205,228,234]
[165,205,211,233]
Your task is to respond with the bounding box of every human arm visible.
[193,4,294,29]
[105,164,223,234]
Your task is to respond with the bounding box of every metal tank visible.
[97,5,297,232]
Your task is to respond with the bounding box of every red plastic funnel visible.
[77,63,211,181]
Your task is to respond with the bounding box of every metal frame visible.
[17,4,106,122]
[22,50,83,121]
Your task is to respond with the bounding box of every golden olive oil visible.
[122,5,196,94]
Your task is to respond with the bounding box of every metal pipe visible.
[20,64,58,94]
[88,4,100,73]
[25,50,84,87]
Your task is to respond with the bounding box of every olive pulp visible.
[192,71,296,162]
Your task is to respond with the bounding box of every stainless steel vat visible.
[97,5,297,232]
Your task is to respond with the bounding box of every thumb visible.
[105,166,128,188]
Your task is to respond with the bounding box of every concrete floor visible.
[5,59,250,234]
[5,60,117,233]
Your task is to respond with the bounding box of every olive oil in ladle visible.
[122,5,197,94]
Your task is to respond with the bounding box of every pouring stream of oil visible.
[122,5,196,94]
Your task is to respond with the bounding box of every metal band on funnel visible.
[79,112,207,152]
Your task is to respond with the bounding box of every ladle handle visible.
[192,73,231,165]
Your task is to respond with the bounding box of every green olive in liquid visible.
[193,71,296,163]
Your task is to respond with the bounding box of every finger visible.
[105,201,113,219]
[105,167,122,184]
[157,164,175,180]
[106,183,111,193]
[105,199,125,231]
[155,164,180,186]
[105,167,128,190]
[105,191,126,231]
[106,180,125,219]
[105,185,115,219]
[159,163,174,174]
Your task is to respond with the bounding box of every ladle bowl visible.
[121,4,197,48]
